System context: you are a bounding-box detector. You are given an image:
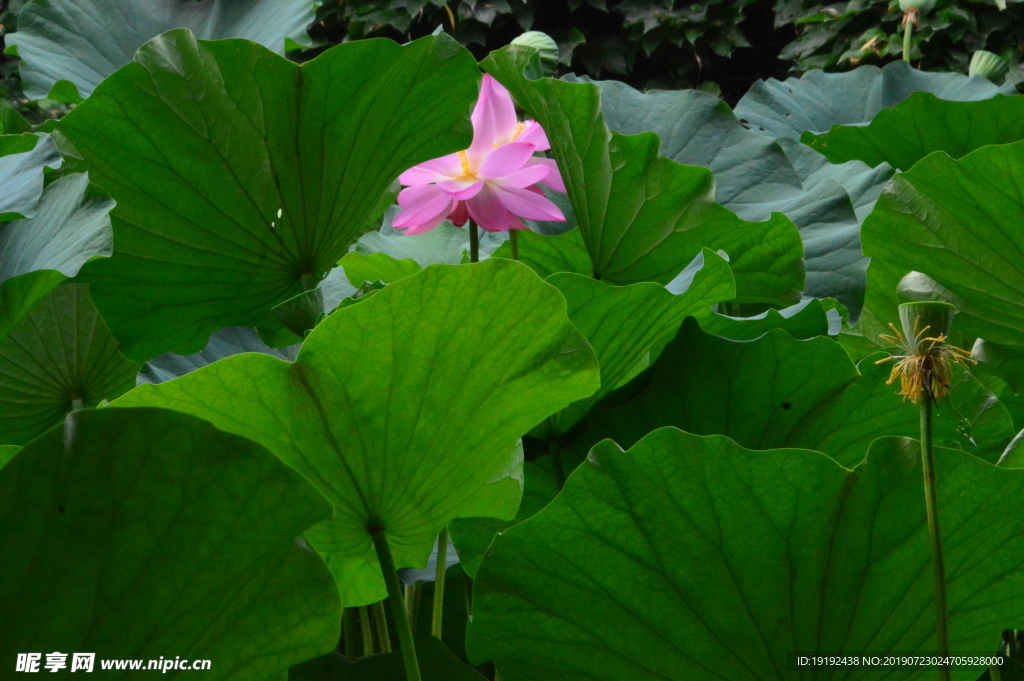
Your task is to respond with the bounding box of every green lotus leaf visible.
[0,407,340,677]
[7,0,317,101]
[0,133,61,221]
[481,46,804,306]
[697,297,844,341]
[734,60,1014,140]
[340,252,423,288]
[535,249,735,440]
[574,319,1014,468]
[450,456,561,579]
[861,139,1024,349]
[60,30,480,361]
[804,93,1024,171]
[0,445,18,467]
[112,260,601,605]
[290,637,482,681]
[468,430,1024,680]
[489,228,592,279]
[565,75,896,310]
[0,172,113,291]
[0,283,139,446]
[138,326,298,386]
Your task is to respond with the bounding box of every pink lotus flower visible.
[393,74,566,234]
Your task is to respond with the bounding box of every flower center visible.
[458,150,475,177]
[511,121,527,142]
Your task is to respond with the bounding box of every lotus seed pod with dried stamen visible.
[877,301,975,403]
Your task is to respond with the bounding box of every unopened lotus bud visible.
[511,31,559,77]
[969,50,1010,84]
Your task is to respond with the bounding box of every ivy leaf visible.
[60,30,480,361]
[481,46,804,306]
[7,0,317,101]
[0,407,341,677]
[112,260,601,605]
[469,430,1024,680]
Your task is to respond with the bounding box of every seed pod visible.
[898,301,956,352]
[969,50,1010,84]
[511,31,559,77]
[899,0,936,13]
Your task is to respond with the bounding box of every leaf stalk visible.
[370,527,422,681]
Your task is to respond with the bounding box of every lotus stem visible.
[372,599,392,653]
[920,392,951,681]
[405,581,422,631]
[432,528,449,639]
[70,398,84,413]
[370,527,422,681]
[510,230,520,261]
[464,572,473,619]
[902,10,916,63]
[549,437,566,489]
[358,605,374,656]
[469,220,480,263]
[343,607,359,657]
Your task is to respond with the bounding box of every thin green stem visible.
[405,581,421,634]
[358,605,374,656]
[464,572,473,620]
[469,220,480,263]
[372,600,392,653]
[549,437,566,489]
[903,15,914,63]
[432,528,449,639]
[70,397,84,413]
[370,527,422,681]
[343,607,359,657]
[509,230,520,261]
[920,394,950,681]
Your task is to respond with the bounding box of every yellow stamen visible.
[876,322,975,403]
[458,150,473,176]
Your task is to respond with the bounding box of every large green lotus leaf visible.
[0,407,340,677]
[697,297,844,341]
[481,47,804,306]
[60,30,480,361]
[468,430,1024,680]
[138,326,298,385]
[7,0,316,101]
[0,169,114,368]
[489,228,592,279]
[0,172,113,292]
[573,78,888,310]
[576,319,1014,468]
[861,139,1024,349]
[535,249,734,439]
[0,445,17,467]
[290,637,482,681]
[735,60,1014,140]
[450,456,561,579]
[0,133,61,221]
[805,93,1024,172]
[111,260,601,605]
[0,283,139,446]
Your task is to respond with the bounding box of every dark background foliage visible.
[1,0,1020,110]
